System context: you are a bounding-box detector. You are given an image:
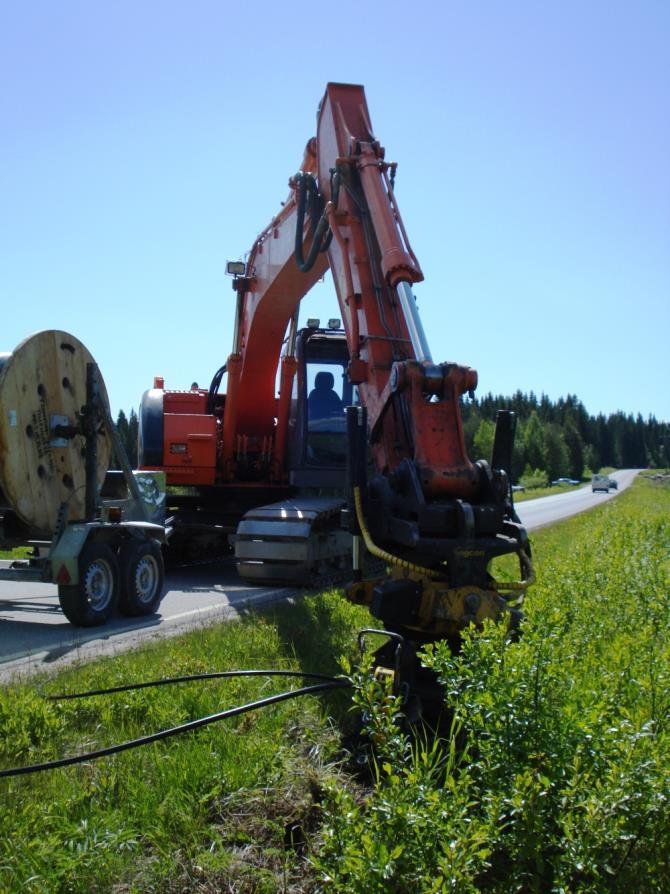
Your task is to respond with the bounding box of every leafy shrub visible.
[317,482,670,892]
[314,658,494,893]
[520,465,549,489]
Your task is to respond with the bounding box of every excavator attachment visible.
[344,405,532,644]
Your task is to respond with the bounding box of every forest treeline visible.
[462,391,669,484]
[114,408,139,469]
[114,395,669,487]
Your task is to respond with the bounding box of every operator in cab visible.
[308,370,344,422]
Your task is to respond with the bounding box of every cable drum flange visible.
[0,330,112,535]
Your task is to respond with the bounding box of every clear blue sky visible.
[2,1,668,421]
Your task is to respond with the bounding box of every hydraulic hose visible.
[490,548,535,593]
[47,668,342,701]
[353,485,440,580]
[0,679,349,779]
[207,363,227,415]
[294,171,339,273]
[352,487,533,593]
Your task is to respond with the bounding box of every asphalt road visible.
[515,469,637,530]
[0,470,637,682]
[0,561,298,682]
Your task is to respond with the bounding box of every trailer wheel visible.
[118,539,164,616]
[58,542,119,626]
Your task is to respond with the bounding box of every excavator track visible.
[231,496,353,587]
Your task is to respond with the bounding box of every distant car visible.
[609,478,618,490]
[551,478,581,486]
[592,474,612,493]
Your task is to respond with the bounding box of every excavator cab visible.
[287,325,354,487]
[231,323,355,584]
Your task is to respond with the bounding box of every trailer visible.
[0,330,167,626]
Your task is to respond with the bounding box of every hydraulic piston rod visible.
[396,281,432,364]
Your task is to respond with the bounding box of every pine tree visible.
[473,419,496,464]
[524,412,544,471]
[563,417,584,480]
[543,424,569,481]
[583,443,600,474]
[458,388,666,475]
[114,408,139,469]
[127,409,139,468]
[116,409,128,444]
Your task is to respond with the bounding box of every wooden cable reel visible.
[0,331,112,536]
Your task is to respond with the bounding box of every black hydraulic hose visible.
[0,680,350,779]
[47,669,343,701]
[294,172,326,272]
[293,171,339,273]
[206,363,227,415]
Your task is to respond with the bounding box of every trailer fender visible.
[49,523,91,586]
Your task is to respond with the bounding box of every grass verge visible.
[2,475,669,892]
[0,593,369,892]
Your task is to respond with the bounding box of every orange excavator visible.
[139,83,532,692]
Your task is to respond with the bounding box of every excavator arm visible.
[228,84,480,498]
[225,83,532,650]
[314,83,480,501]
[142,83,532,680]
[220,139,328,478]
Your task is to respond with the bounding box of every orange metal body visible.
[161,390,217,485]
[150,83,479,502]
[314,83,479,500]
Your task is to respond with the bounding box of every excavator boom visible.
[140,84,533,683]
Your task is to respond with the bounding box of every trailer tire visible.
[118,539,164,616]
[58,542,120,627]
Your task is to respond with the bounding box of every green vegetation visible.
[2,477,669,891]
[0,545,31,560]
[0,596,369,893]
[317,477,670,892]
[114,407,139,468]
[461,391,669,483]
[513,481,582,503]
[514,481,586,503]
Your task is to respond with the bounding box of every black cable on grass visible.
[0,680,350,779]
[48,669,342,701]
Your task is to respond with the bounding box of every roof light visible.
[306,318,320,329]
[226,260,246,277]
[328,318,341,330]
